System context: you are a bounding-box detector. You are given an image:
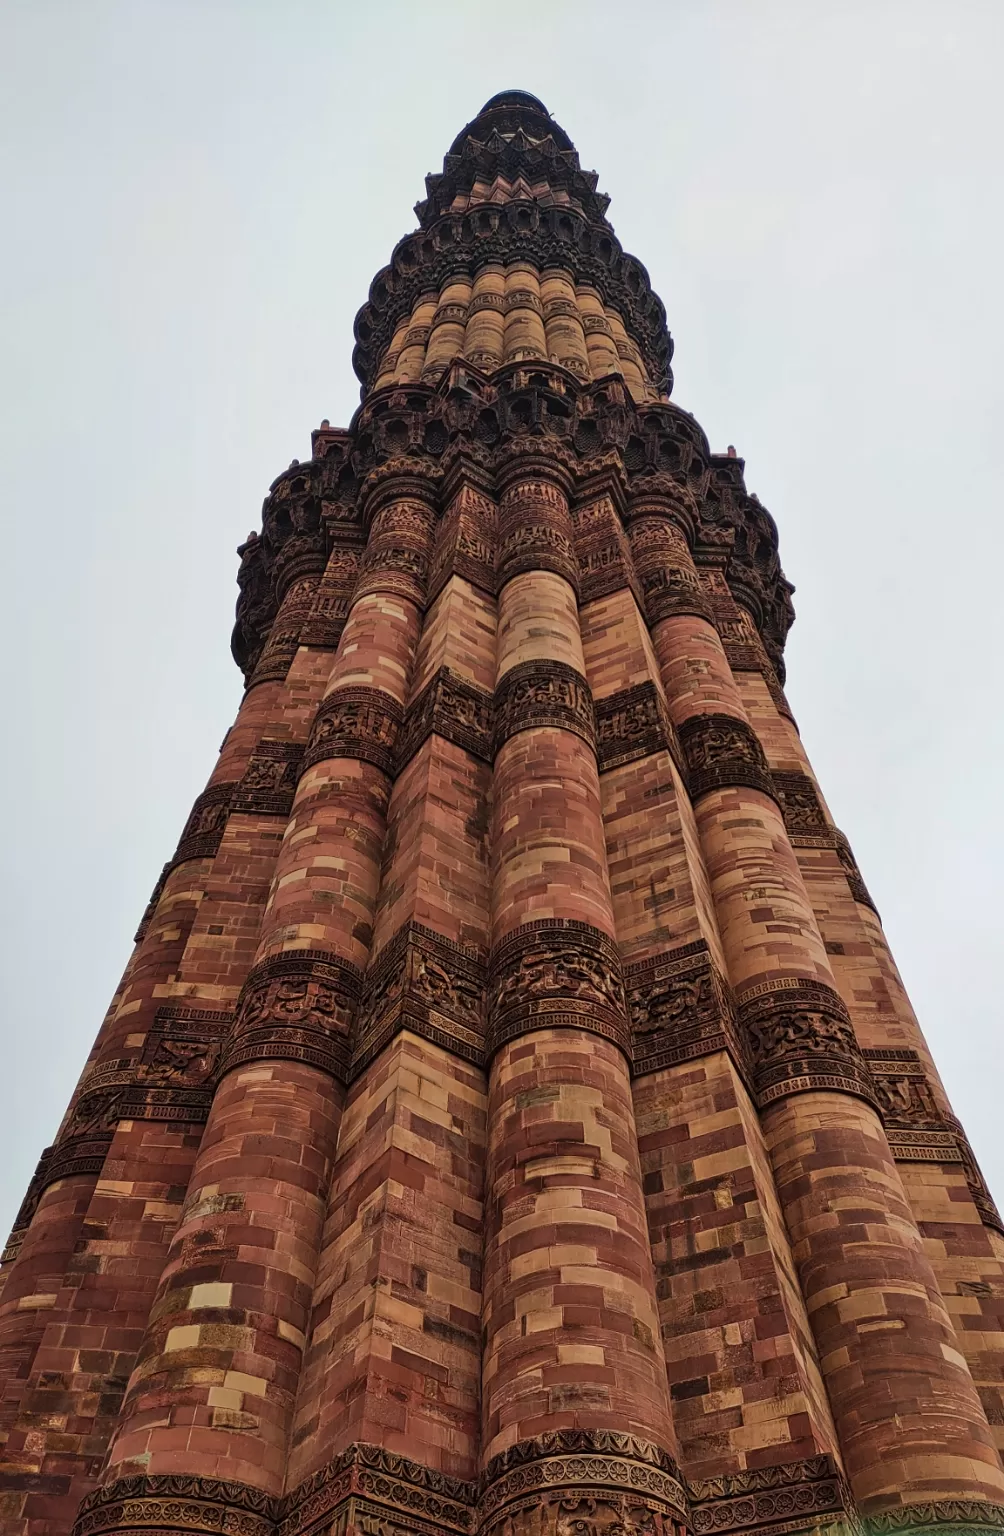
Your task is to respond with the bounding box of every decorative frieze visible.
[488,918,630,1058]
[594,680,685,778]
[478,1431,688,1536]
[737,977,876,1109]
[232,740,305,816]
[493,659,595,757]
[1,1133,114,1264]
[497,478,578,592]
[626,939,749,1082]
[396,665,493,771]
[223,949,361,1083]
[351,920,487,1074]
[73,1473,280,1536]
[772,770,832,848]
[303,686,404,776]
[677,713,777,804]
[834,829,880,915]
[134,860,170,943]
[688,1453,852,1536]
[172,782,238,866]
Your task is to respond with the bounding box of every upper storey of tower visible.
[352,92,674,402]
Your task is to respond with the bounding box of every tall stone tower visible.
[2,89,1003,1536]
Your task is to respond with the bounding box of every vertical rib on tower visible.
[3,87,1004,1536]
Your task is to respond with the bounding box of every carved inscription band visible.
[595,679,686,778]
[493,659,595,757]
[303,685,404,776]
[72,1444,878,1536]
[626,939,750,1084]
[677,712,777,804]
[736,978,877,1110]
[478,1430,688,1536]
[222,949,361,1083]
[488,918,631,1060]
[352,920,487,1076]
[396,665,493,771]
[773,771,881,917]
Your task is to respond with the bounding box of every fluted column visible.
[628,494,1004,1521]
[477,462,687,1536]
[88,471,437,1514]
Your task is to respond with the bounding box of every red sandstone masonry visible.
[633,504,1004,1515]
[578,556,839,1481]
[481,475,679,1470]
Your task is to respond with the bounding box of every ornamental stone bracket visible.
[736,978,877,1110]
[487,918,630,1060]
[351,920,487,1076]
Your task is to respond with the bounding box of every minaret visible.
[2,88,1004,1536]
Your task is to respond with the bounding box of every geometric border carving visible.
[737,977,877,1109]
[626,939,749,1083]
[351,920,487,1076]
[488,918,630,1060]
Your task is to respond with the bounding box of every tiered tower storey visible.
[2,90,1004,1536]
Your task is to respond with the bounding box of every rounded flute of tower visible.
[478,457,688,1536]
[627,495,1004,1521]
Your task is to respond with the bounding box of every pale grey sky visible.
[1,0,1002,1244]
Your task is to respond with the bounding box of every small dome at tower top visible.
[477,89,550,117]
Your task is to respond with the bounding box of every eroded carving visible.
[489,920,630,1057]
[677,715,776,804]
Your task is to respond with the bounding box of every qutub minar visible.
[2,90,1003,1536]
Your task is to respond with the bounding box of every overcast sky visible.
[2,1,1002,1244]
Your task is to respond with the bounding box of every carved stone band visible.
[479,1431,688,1536]
[73,1473,279,1536]
[2,1132,115,1263]
[396,665,494,772]
[677,712,777,804]
[303,686,404,776]
[232,739,305,817]
[834,828,880,915]
[626,939,750,1083]
[493,659,596,758]
[351,920,487,1076]
[772,770,831,848]
[688,1452,852,1536]
[172,782,238,868]
[595,680,686,778]
[223,949,362,1083]
[736,978,876,1109]
[863,1502,1004,1534]
[488,918,631,1059]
